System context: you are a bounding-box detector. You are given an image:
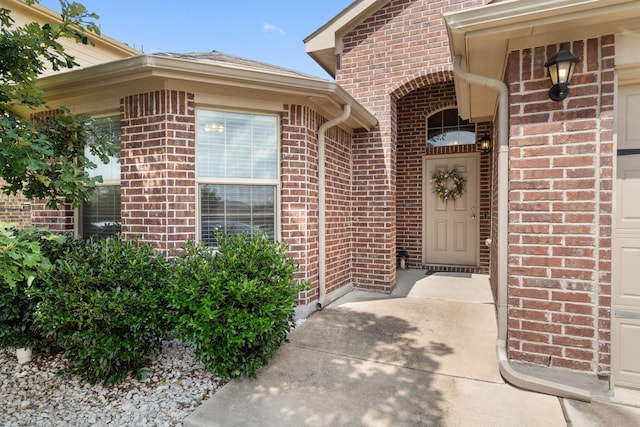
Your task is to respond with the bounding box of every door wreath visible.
[431,168,466,201]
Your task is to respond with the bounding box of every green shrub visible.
[0,223,65,350]
[36,235,170,384]
[167,233,305,378]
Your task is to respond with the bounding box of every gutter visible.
[452,56,591,402]
[34,54,377,131]
[316,103,352,310]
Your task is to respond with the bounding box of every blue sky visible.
[38,0,353,78]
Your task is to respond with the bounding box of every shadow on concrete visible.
[273,305,450,426]
[186,302,451,427]
[293,303,453,373]
[186,272,569,427]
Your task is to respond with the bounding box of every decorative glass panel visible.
[427,109,476,148]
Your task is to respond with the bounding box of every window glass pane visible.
[225,113,253,179]
[442,109,459,127]
[197,110,278,179]
[85,116,120,180]
[427,112,443,130]
[429,130,476,147]
[197,110,226,178]
[427,109,476,148]
[200,184,275,246]
[82,115,121,239]
[82,185,121,239]
[252,115,278,179]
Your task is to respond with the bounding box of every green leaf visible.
[1,2,106,208]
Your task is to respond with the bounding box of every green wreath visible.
[431,168,466,201]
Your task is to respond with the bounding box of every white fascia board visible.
[35,55,377,130]
[445,0,640,121]
[445,0,630,31]
[445,0,640,47]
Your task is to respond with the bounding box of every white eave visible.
[445,0,640,122]
[35,54,378,131]
[304,0,389,78]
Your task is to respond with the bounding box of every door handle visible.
[471,206,476,219]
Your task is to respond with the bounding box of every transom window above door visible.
[426,108,476,148]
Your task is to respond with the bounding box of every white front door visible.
[612,84,640,390]
[423,154,479,266]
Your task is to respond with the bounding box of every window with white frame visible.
[197,109,278,246]
[82,115,121,239]
[426,108,476,148]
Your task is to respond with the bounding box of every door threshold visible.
[421,263,481,274]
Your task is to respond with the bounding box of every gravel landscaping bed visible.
[0,340,226,426]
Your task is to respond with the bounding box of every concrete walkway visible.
[185,270,569,426]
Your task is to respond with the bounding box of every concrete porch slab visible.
[294,296,502,383]
[185,340,565,427]
[184,271,566,427]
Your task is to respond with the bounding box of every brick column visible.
[120,90,196,255]
[282,104,357,306]
[507,37,614,373]
[281,105,320,305]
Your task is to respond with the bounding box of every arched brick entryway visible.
[393,73,492,273]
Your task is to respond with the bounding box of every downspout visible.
[316,103,352,310]
[452,56,591,401]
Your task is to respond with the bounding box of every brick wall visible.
[281,105,320,305]
[324,124,355,297]
[31,199,74,232]
[120,90,197,254]
[337,0,486,290]
[507,37,614,373]
[282,105,354,306]
[0,184,31,229]
[29,109,75,233]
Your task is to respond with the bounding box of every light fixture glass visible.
[544,46,579,101]
[479,134,492,154]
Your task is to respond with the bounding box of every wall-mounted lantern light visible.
[544,45,580,102]
[479,134,492,154]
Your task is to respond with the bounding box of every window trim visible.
[195,108,281,245]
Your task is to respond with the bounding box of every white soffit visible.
[445,0,640,122]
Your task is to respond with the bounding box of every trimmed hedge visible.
[4,228,304,385]
[36,236,171,384]
[167,233,305,378]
